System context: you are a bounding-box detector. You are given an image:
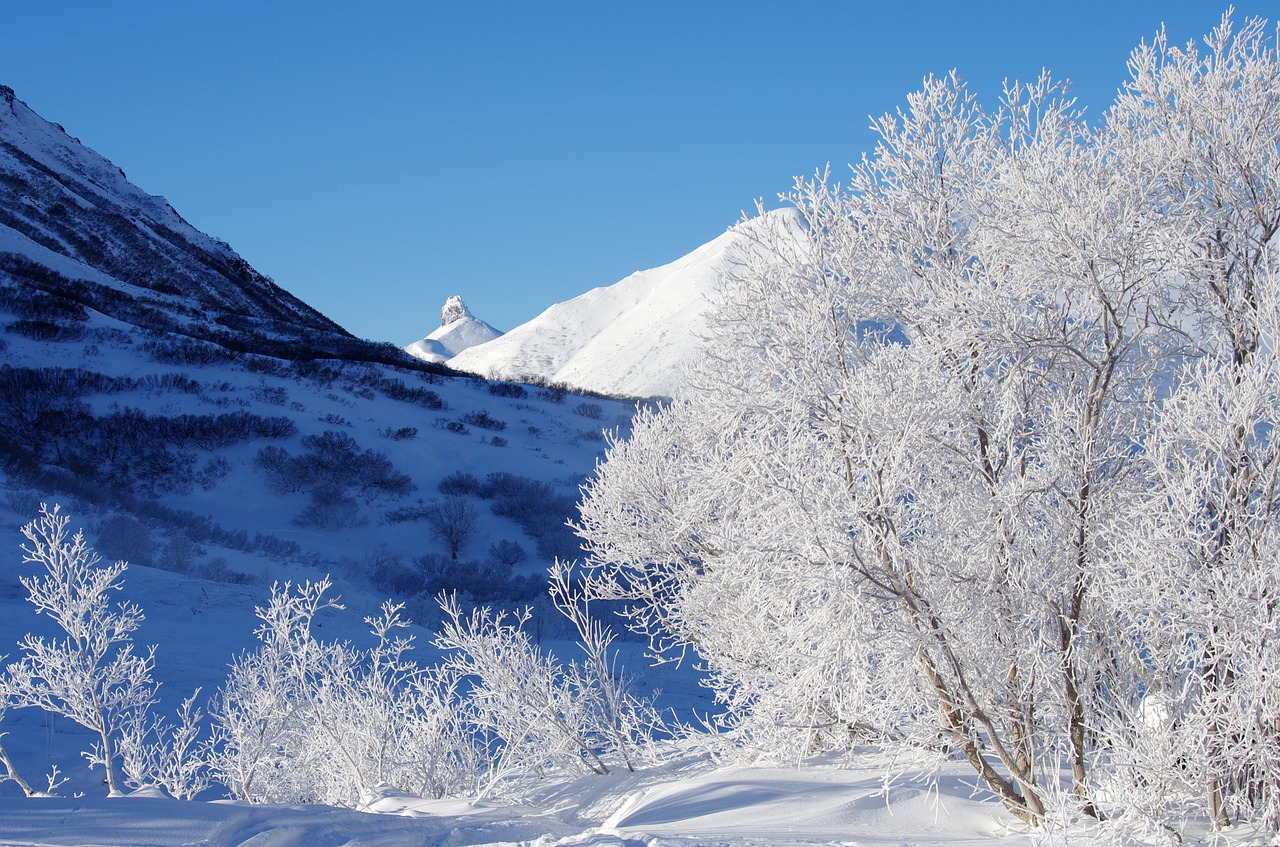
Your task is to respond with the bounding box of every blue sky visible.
[2,2,1273,344]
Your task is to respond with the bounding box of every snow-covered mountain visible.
[0,84,638,598]
[405,295,502,363]
[0,84,414,365]
[448,211,802,399]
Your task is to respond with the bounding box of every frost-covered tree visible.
[0,685,37,796]
[435,590,658,799]
[210,579,482,806]
[211,578,653,806]
[573,12,1280,831]
[4,504,157,796]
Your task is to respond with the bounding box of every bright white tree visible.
[3,504,157,796]
[572,11,1280,832]
[210,579,490,806]
[1097,14,1280,830]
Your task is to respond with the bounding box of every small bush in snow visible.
[463,410,507,432]
[487,382,527,399]
[488,539,527,566]
[422,497,478,561]
[437,471,481,497]
[573,402,603,420]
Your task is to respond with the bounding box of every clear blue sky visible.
[1,2,1272,344]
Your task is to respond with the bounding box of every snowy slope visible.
[0,84,366,353]
[0,760,1027,847]
[405,295,502,363]
[448,210,803,399]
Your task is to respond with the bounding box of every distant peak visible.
[441,295,474,326]
[0,85,14,107]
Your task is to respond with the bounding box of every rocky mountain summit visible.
[404,295,503,363]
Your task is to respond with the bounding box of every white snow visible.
[448,211,802,399]
[0,761,1025,847]
[405,315,503,362]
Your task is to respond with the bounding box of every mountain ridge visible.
[0,84,437,369]
[448,210,802,398]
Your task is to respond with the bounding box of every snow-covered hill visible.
[448,210,803,399]
[405,295,502,363]
[0,84,411,364]
[0,86,676,793]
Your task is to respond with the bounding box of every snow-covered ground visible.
[0,760,1024,847]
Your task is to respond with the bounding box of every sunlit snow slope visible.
[448,210,801,399]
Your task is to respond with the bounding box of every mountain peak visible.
[448,211,806,398]
[441,295,473,327]
[405,296,502,364]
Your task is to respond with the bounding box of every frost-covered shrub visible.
[250,383,289,405]
[96,514,153,565]
[539,383,567,404]
[255,431,413,520]
[369,557,427,596]
[136,373,202,394]
[377,377,446,410]
[196,556,254,584]
[252,532,301,559]
[422,498,478,561]
[159,529,199,573]
[210,580,479,806]
[295,486,365,530]
[7,318,85,342]
[5,505,157,795]
[479,474,581,561]
[141,337,233,366]
[437,591,661,799]
[196,456,230,490]
[416,554,541,603]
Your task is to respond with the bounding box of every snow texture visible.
[0,762,1021,847]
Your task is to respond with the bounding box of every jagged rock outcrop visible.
[405,295,502,363]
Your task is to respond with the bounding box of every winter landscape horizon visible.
[3,6,1280,847]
